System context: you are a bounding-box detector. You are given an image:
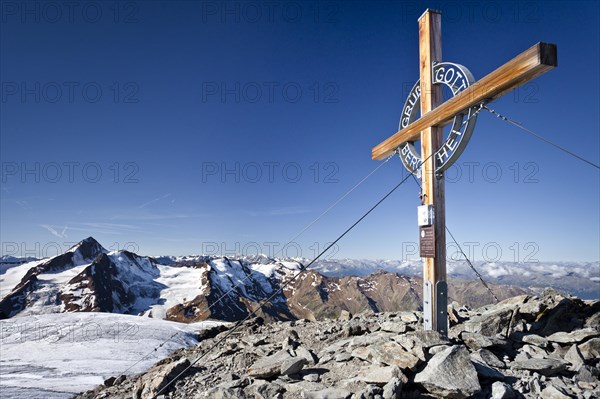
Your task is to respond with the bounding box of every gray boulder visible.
[578,337,600,360]
[134,357,190,399]
[414,345,481,398]
[491,381,515,399]
[529,290,586,335]
[382,377,403,399]
[280,357,307,376]
[539,384,572,399]
[368,341,420,370]
[564,344,585,370]
[462,306,514,337]
[380,321,407,334]
[295,346,319,365]
[250,381,284,399]
[576,365,599,383]
[247,350,301,379]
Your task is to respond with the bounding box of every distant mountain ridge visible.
[308,258,600,300]
[154,254,599,300]
[0,237,594,323]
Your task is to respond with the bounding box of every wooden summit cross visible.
[372,9,557,335]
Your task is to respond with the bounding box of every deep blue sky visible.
[1,0,598,262]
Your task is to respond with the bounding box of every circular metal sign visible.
[399,62,478,175]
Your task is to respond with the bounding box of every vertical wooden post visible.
[419,9,447,334]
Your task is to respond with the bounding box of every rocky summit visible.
[76,288,599,399]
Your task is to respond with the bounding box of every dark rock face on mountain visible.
[60,250,165,314]
[41,236,106,273]
[0,273,39,319]
[160,264,529,324]
[162,258,296,323]
[60,251,159,313]
[75,288,600,399]
[0,240,168,319]
[61,253,126,312]
[0,237,106,318]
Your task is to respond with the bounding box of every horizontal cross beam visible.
[372,42,557,160]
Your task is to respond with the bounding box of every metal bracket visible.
[435,280,448,336]
[423,280,433,330]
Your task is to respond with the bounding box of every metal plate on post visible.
[435,280,448,336]
[418,204,435,226]
[423,280,433,330]
[420,226,435,258]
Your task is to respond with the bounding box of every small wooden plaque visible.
[420,225,435,258]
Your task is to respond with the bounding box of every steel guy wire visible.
[483,105,599,170]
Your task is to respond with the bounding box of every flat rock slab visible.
[462,307,513,337]
[521,343,548,359]
[281,380,325,396]
[414,345,481,399]
[410,330,452,349]
[352,341,420,370]
[521,334,549,348]
[356,365,404,386]
[380,321,407,334]
[347,332,395,350]
[547,328,599,344]
[511,358,568,376]
[394,330,451,353]
[242,334,268,346]
[247,350,303,379]
[471,349,505,369]
[398,311,419,323]
[461,332,508,351]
